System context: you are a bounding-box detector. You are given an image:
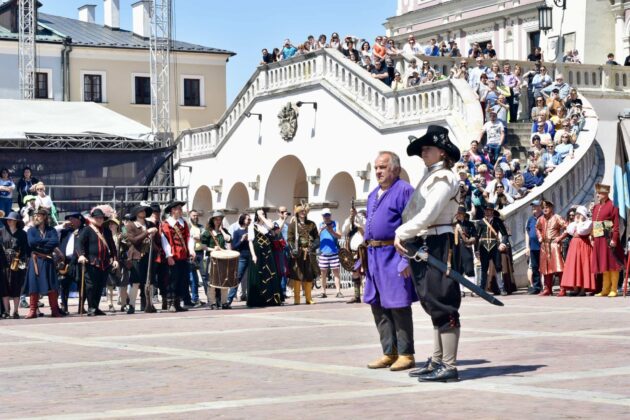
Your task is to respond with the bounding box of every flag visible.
[613,120,630,242]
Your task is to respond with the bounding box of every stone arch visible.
[264,155,308,212]
[225,182,250,224]
[325,172,357,219]
[191,185,213,216]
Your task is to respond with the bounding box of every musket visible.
[144,238,155,312]
[405,241,504,307]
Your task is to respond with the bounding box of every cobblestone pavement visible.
[2,292,630,419]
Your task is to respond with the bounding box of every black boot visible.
[409,357,442,378]
[417,365,459,383]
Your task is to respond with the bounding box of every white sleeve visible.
[341,218,351,235]
[248,225,255,241]
[161,232,172,258]
[576,220,592,236]
[188,235,195,255]
[395,178,455,241]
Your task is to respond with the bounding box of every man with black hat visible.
[160,201,195,312]
[475,203,510,296]
[1,211,29,318]
[148,202,167,308]
[56,211,86,314]
[77,208,119,316]
[452,206,477,297]
[25,208,61,318]
[394,124,462,382]
[125,204,159,314]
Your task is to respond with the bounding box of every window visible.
[84,74,102,103]
[35,72,48,99]
[134,76,151,104]
[183,78,200,106]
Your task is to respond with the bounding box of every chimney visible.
[78,4,96,24]
[132,1,151,39]
[103,0,120,29]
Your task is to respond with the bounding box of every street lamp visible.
[296,101,318,110]
[245,112,262,122]
[538,0,566,33]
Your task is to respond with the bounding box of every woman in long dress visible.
[247,209,282,307]
[201,210,233,309]
[559,206,595,296]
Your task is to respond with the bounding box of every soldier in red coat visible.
[160,201,195,312]
[591,184,624,297]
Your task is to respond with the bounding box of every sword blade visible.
[425,253,504,306]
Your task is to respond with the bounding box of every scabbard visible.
[406,241,504,307]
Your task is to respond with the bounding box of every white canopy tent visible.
[0,99,152,140]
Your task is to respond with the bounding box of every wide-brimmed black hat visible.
[407,125,461,162]
[65,211,85,223]
[90,208,108,219]
[164,201,186,214]
[456,206,467,214]
[130,205,153,220]
[150,202,162,213]
[483,202,496,210]
[2,211,25,230]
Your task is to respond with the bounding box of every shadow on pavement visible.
[460,364,546,380]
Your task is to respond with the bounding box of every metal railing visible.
[45,184,189,212]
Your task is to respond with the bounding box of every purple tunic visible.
[363,178,418,309]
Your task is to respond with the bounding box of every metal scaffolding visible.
[149,0,174,201]
[18,0,36,100]
[149,0,171,142]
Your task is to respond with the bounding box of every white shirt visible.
[566,220,592,236]
[160,216,195,258]
[341,214,366,251]
[402,43,421,55]
[35,195,53,209]
[483,121,504,146]
[396,162,459,240]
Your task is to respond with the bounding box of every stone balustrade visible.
[393,54,630,95]
[175,48,483,161]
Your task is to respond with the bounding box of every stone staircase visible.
[505,122,532,162]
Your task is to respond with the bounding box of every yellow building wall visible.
[68,47,229,133]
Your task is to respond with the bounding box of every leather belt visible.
[366,240,395,248]
[31,251,53,276]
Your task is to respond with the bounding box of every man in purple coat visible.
[360,151,417,371]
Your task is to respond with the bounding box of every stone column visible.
[615,13,625,63]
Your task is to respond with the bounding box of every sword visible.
[405,242,504,307]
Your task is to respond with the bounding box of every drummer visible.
[201,211,233,309]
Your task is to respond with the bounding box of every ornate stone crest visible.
[278,102,298,141]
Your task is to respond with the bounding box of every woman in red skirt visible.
[559,206,595,296]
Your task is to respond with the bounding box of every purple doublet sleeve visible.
[363,179,418,309]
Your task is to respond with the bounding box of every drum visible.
[209,249,240,289]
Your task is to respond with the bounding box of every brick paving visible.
[1,292,630,419]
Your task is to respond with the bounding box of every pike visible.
[404,241,504,307]
[144,238,155,312]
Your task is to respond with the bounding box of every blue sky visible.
[40,0,392,104]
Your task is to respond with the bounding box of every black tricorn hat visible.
[130,205,153,220]
[164,201,186,214]
[407,125,461,162]
[65,211,85,223]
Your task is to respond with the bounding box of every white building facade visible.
[386,0,629,65]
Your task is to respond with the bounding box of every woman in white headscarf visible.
[559,206,595,296]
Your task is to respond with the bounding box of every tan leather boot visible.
[390,354,416,371]
[293,281,301,305]
[367,354,398,369]
[304,281,315,304]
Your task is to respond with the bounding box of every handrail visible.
[391,54,630,94]
[175,48,484,161]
